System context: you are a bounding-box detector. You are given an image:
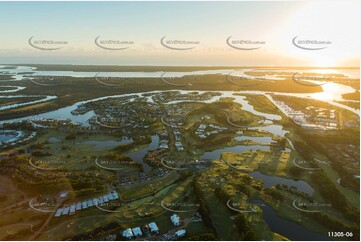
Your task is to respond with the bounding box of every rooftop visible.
[122,228,133,238]
[132,227,143,237]
[148,222,159,233]
[170,214,180,226]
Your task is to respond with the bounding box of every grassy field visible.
[39,178,199,240]
[243,94,285,118]
[122,172,180,201]
[221,150,290,173]
[0,97,44,107]
[342,91,360,101]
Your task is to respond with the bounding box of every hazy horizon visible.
[1,64,360,68]
[0,0,360,67]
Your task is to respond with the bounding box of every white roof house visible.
[70,204,76,215]
[76,202,82,210]
[62,207,70,215]
[55,208,63,217]
[87,199,93,207]
[122,228,134,239]
[170,214,180,226]
[60,191,68,198]
[132,227,143,237]
[108,193,114,200]
[113,193,119,199]
[82,201,88,209]
[54,192,119,217]
[148,222,159,233]
[112,190,119,198]
[175,229,186,238]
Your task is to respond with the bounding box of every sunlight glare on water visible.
[310,82,355,101]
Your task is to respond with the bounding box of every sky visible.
[0,0,360,66]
